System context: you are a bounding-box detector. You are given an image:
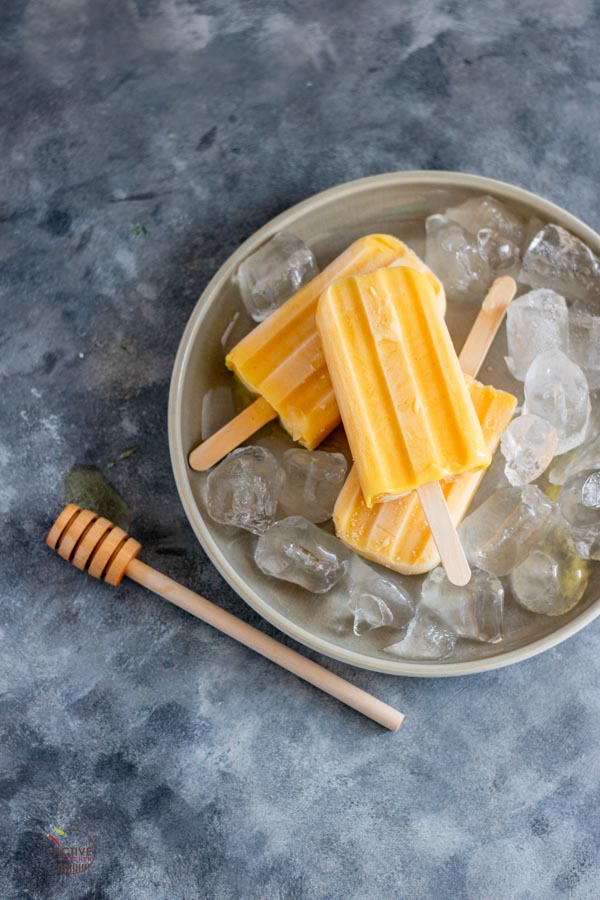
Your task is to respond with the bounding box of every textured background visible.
[2,1,600,898]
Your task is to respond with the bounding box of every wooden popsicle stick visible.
[412,279,515,585]
[47,505,404,732]
[458,276,517,378]
[417,481,471,586]
[189,396,277,471]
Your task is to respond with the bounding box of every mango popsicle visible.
[332,275,518,574]
[227,235,444,448]
[190,235,444,471]
[316,267,492,507]
[334,379,517,574]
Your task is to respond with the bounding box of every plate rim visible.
[168,169,600,676]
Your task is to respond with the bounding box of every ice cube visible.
[523,351,590,454]
[206,446,283,534]
[318,593,354,636]
[460,484,556,576]
[523,217,545,250]
[384,607,456,661]
[574,533,600,561]
[582,472,600,507]
[236,232,319,322]
[549,431,600,486]
[425,215,490,302]
[500,414,558,486]
[351,593,393,635]
[421,566,504,643]
[319,557,414,636]
[255,516,350,592]
[569,305,600,390]
[561,469,600,528]
[201,385,236,440]
[477,228,521,271]
[558,469,600,560]
[347,557,414,636]
[279,449,347,524]
[505,289,569,380]
[446,195,525,244]
[521,223,600,305]
[445,194,524,270]
[548,385,600,481]
[510,524,589,615]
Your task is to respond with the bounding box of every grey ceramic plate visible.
[169,171,600,676]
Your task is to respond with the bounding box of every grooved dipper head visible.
[46,504,141,585]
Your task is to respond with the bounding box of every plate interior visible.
[171,174,600,674]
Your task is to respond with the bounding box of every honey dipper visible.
[46,504,404,732]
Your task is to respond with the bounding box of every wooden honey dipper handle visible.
[127,560,403,730]
[47,505,404,732]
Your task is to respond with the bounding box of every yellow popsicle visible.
[225,234,444,451]
[334,379,516,573]
[316,267,492,507]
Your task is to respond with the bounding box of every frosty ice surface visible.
[255,516,350,592]
[424,196,524,302]
[445,194,524,270]
[521,223,600,304]
[384,607,456,661]
[569,305,600,390]
[549,432,600,486]
[425,216,489,302]
[206,446,283,534]
[320,557,413,636]
[347,557,414,636]
[500,414,558,486]
[279,449,347,524]
[523,351,590,454]
[505,289,569,381]
[460,485,556,576]
[510,524,589,615]
[237,232,319,322]
[558,469,600,560]
[421,566,504,643]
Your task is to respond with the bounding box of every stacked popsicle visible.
[317,266,493,585]
[333,276,518,575]
[190,232,517,587]
[189,235,445,469]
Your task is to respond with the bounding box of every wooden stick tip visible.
[482,276,517,312]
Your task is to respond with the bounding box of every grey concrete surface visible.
[2,1,600,897]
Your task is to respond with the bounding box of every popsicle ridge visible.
[317,267,491,506]
[364,268,446,490]
[227,235,403,376]
[226,234,444,449]
[335,466,423,563]
[333,378,517,573]
[393,267,488,473]
[329,278,407,492]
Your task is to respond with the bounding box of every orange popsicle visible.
[316,267,492,507]
[190,236,445,471]
[332,275,518,574]
[225,235,444,451]
[334,378,517,573]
